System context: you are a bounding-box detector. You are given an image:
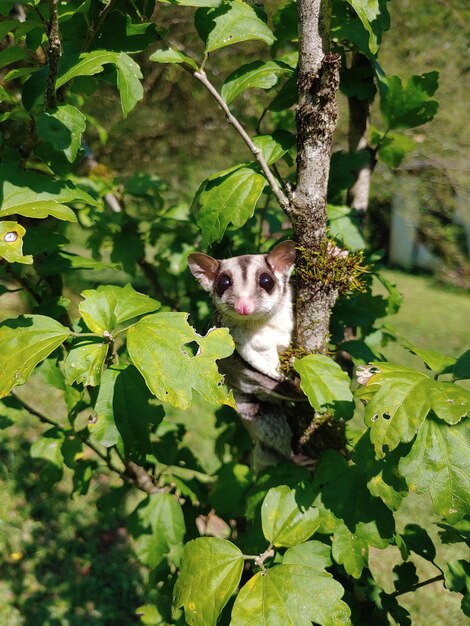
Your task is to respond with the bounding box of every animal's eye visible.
[216,273,231,296]
[259,272,275,292]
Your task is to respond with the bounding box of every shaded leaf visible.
[57,50,143,117]
[173,537,243,626]
[127,312,235,409]
[377,70,439,130]
[37,104,86,162]
[399,415,470,523]
[0,315,71,398]
[221,59,293,104]
[400,524,436,561]
[294,354,354,419]
[130,493,186,570]
[194,164,265,247]
[195,1,275,53]
[79,283,160,334]
[262,484,319,547]
[231,564,351,626]
[374,131,415,168]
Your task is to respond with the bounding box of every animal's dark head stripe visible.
[237,255,251,282]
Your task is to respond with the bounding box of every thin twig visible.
[45,0,61,109]
[193,70,291,213]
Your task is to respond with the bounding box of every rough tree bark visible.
[289,0,341,355]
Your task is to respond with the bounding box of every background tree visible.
[0,1,469,624]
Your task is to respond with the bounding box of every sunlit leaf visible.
[173,538,244,626]
[231,565,351,626]
[294,354,354,419]
[262,485,319,547]
[194,164,266,247]
[79,283,160,334]
[0,221,32,264]
[345,0,390,54]
[252,131,295,165]
[221,60,292,104]
[195,0,275,53]
[283,540,332,570]
[149,47,198,70]
[0,315,71,398]
[327,205,366,251]
[127,312,235,409]
[63,339,108,386]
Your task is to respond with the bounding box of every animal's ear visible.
[187,253,220,291]
[266,240,296,275]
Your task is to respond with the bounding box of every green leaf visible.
[231,565,351,626]
[90,366,159,460]
[221,60,293,105]
[0,315,71,398]
[283,540,332,570]
[37,104,87,163]
[0,161,95,221]
[377,71,439,130]
[252,131,295,165]
[79,283,160,334]
[63,339,108,386]
[262,485,320,547]
[0,46,26,71]
[130,493,186,570]
[399,415,470,523]
[453,350,470,381]
[0,221,33,264]
[195,0,275,53]
[159,0,221,6]
[91,367,121,448]
[194,164,266,247]
[36,250,116,276]
[375,131,415,168]
[327,205,366,251]
[312,451,395,577]
[209,462,253,518]
[345,0,390,54]
[173,537,244,626]
[30,427,65,484]
[294,354,354,419]
[361,363,470,456]
[149,47,198,70]
[445,559,470,593]
[331,525,370,579]
[57,50,143,117]
[127,312,235,409]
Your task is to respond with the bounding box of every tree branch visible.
[193,69,291,213]
[45,0,61,110]
[11,391,164,495]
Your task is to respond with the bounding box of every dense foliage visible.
[0,1,469,624]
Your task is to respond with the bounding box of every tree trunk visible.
[291,0,340,354]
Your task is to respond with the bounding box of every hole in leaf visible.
[4,231,18,243]
[182,340,199,357]
[371,414,379,422]
[382,444,389,454]
[382,412,391,420]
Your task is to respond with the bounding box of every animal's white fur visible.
[188,241,295,380]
